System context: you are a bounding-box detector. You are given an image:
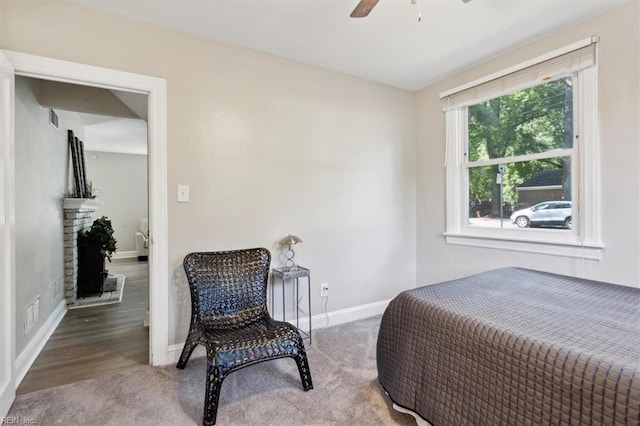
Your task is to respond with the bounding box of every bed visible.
[376,267,640,425]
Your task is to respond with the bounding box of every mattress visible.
[376,267,640,425]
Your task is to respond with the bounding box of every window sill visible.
[444,232,603,260]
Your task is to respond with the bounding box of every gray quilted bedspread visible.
[376,267,640,425]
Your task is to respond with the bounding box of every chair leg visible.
[294,348,314,391]
[203,356,224,426]
[176,332,198,369]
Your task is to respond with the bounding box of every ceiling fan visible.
[350,0,471,18]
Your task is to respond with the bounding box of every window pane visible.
[468,159,571,229]
[467,77,573,162]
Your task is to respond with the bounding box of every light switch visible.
[177,185,190,203]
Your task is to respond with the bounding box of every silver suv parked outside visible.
[510,201,572,229]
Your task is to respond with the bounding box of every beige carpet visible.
[8,316,415,425]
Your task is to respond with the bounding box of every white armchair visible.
[135,218,149,261]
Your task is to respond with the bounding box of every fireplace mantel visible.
[63,198,101,211]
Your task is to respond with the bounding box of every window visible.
[441,37,602,259]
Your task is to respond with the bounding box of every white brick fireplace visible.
[62,198,100,305]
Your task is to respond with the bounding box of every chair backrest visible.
[139,218,148,236]
[183,248,271,329]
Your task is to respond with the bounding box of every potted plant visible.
[84,216,118,261]
[77,216,118,297]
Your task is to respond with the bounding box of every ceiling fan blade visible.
[350,0,380,18]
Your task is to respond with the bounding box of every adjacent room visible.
[1,1,638,425]
[11,76,150,394]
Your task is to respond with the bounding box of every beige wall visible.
[1,1,417,345]
[416,3,640,287]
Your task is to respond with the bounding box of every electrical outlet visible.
[49,278,59,307]
[24,296,41,335]
[320,283,329,298]
[34,297,40,323]
[25,304,34,334]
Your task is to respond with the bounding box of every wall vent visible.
[49,108,59,130]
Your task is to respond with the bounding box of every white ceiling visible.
[78,0,630,91]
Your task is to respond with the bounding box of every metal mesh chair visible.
[176,248,313,425]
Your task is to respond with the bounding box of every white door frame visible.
[0,50,169,416]
[0,50,17,419]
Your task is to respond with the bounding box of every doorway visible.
[13,75,151,393]
[0,50,169,417]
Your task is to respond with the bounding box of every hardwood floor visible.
[16,258,149,395]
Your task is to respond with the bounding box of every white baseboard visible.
[294,298,390,331]
[112,250,137,260]
[15,300,67,388]
[167,298,391,364]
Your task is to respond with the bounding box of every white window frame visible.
[441,37,603,260]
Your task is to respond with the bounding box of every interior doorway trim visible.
[0,50,17,419]
[1,50,169,369]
